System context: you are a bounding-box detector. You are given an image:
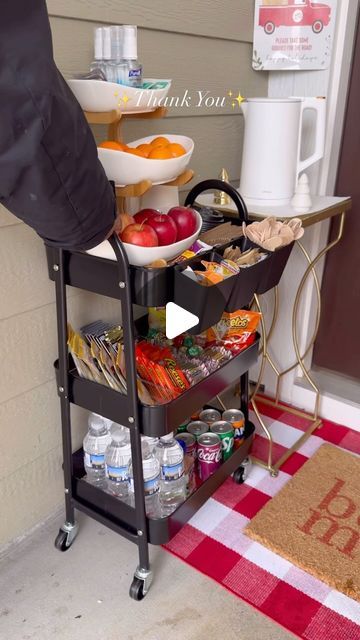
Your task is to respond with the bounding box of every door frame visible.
[266,0,360,429]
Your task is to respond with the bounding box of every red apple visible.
[168,206,197,241]
[146,214,177,246]
[133,208,159,225]
[120,223,158,247]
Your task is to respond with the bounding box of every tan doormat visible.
[245,444,360,601]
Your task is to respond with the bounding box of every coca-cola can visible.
[222,409,245,449]
[175,432,196,459]
[187,420,208,440]
[197,432,222,480]
[199,408,221,426]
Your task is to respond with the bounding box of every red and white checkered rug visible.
[164,398,360,639]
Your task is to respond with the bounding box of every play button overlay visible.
[165,302,199,339]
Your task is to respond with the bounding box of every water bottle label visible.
[105,464,128,483]
[144,476,160,497]
[85,452,105,469]
[129,68,141,78]
[161,462,183,481]
[128,476,160,496]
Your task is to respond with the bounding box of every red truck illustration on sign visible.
[259,1,332,35]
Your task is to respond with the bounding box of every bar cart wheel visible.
[129,577,145,601]
[233,457,252,484]
[54,522,79,552]
[129,567,153,601]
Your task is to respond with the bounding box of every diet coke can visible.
[187,420,208,441]
[175,432,196,459]
[199,408,221,426]
[197,432,222,480]
[222,409,245,449]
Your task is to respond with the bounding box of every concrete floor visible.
[0,511,293,640]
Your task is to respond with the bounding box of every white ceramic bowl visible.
[86,210,202,266]
[98,135,194,187]
[67,78,171,113]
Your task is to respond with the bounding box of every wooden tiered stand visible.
[84,107,195,212]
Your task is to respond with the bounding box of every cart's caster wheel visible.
[54,522,79,552]
[233,457,252,484]
[129,577,145,601]
[129,566,153,600]
[270,469,279,478]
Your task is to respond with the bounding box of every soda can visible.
[199,408,221,426]
[210,421,234,461]
[222,409,245,449]
[175,432,196,459]
[187,420,208,440]
[177,418,190,434]
[197,432,222,480]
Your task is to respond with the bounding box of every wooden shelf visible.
[85,106,193,209]
[85,107,168,142]
[115,169,195,211]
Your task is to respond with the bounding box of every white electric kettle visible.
[239,97,326,206]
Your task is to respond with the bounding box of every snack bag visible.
[207,310,261,349]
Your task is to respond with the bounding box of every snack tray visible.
[70,422,254,546]
[46,237,292,334]
[54,333,259,437]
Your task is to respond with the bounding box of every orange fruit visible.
[167,142,186,157]
[125,148,147,157]
[136,143,152,157]
[148,147,174,160]
[150,136,170,149]
[98,140,125,151]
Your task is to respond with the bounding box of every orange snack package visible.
[207,309,261,344]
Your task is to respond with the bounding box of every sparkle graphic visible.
[121,94,130,105]
[235,92,245,107]
[114,91,119,97]
[231,101,236,109]
[228,90,233,97]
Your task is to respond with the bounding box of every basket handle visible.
[184,179,249,224]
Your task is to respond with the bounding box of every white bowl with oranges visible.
[97,134,194,186]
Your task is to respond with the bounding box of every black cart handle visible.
[184,179,249,224]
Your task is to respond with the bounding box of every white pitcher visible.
[239,97,326,206]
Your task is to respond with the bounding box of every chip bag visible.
[206,309,261,348]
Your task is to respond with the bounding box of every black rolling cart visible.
[46,181,293,600]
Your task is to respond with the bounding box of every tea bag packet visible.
[67,325,104,384]
[90,339,119,390]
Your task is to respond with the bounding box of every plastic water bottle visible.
[155,433,186,514]
[141,436,159,453]
[129,442,161,517]
[83,413,112,486]
[105,426,132,498]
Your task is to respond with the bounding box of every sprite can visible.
[210,421,234,461]
[177,418,190,434]
[222,409,245,449]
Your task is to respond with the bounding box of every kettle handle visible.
[296,97,326,181]
[184,179,249,223]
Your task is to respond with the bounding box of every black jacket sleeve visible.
[0,1,115,250]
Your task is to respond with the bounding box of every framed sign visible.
[253,0,337,70]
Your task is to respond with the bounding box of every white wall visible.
[251,0,360,429]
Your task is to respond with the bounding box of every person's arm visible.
[0,1,116,250]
